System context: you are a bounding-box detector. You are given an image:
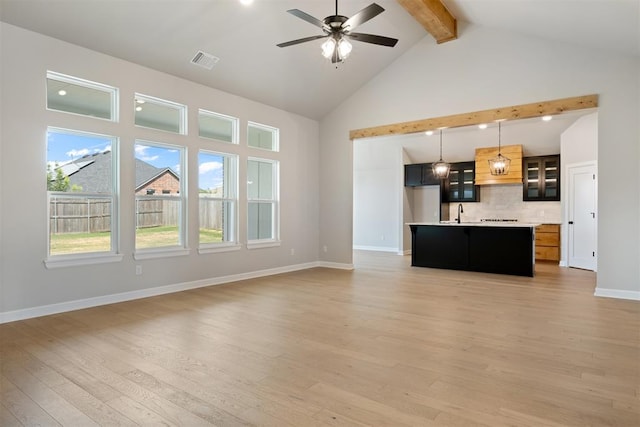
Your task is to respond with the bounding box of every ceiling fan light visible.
[337,38,352,58]
[321,38,336,58]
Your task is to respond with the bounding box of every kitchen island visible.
[408,222,539,277]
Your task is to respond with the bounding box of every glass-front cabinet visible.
[523,155,560,201]
[443,162,479,202]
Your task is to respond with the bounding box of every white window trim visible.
[246,240,281,250]
[134,93,187,135]
[46,128,120,263]
[45,253,124,269]
[198,243,242,255]
[46,71,119,122]
[247,157,280,245]
[247,121,279,152]
[198,109,239,144]
[198,150,239,249]
[134,140,188,256]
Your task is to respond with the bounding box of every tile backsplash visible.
[448,184,561,223]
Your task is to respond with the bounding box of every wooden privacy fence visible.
[50,198,111,234]
[50,198,223,234]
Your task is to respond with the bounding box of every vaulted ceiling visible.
[1,0,638,120]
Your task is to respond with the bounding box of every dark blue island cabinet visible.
[409,224,536,277]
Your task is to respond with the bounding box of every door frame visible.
[563,161,598,271]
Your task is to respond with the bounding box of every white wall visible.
[560,113,598,267]
[319,23,640,298]
[353,138,401,252]
[0,23,321,319]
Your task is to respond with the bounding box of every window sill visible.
[45,253,124,269]
[133,247,190,260]
[246,240,281,250]
[198,244,242,255]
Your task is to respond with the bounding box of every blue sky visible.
[47,129,224,190]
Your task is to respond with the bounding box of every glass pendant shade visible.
[489,122,511,176]
[321,36,352,63]
[432,130,450,179]
[321,38,336,58]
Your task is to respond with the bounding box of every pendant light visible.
[432,129,450,179]
[488,121,511,176]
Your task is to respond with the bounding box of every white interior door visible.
[568,163,597,270]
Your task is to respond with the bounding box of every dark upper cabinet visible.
[404,163,440,187]
[442,161,480,202]
[523,155,560,201]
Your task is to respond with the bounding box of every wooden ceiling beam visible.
[349,94,599,140]
[397,0,457,43]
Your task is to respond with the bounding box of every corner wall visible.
[319,23,640,298]
[0,23,321,320]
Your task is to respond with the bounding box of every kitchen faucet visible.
[456,203,464,224]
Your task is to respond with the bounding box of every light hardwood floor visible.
[1,251,639,426]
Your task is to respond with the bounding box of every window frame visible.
[133,140,189,259]
[246,157,280,249]
[198,109,239,144]
[247,121,279,152]
[134,93,187,135]
[45,127,122,268]
[197,150,240,253]
[46,71,119,122]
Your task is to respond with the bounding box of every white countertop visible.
[407,222,541,228]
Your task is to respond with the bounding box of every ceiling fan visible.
[277,1,398,64]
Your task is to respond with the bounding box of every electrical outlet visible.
[290,248,295,255]
[380,234,385,241]
[323,245,328,253]
[135,265,142,275]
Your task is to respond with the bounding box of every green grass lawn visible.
[50,226,224,255]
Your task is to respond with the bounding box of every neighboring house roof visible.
[58,151,178,193]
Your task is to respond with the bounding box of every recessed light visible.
[542,115,553,121]
[239,0,253,5]
[58,89,67,96]
[136,106,142,112]
[425,131,434,136]
[136,99,145,104]
[478,123,488,129]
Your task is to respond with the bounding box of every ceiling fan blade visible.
[342,3,384,31]
[277,34,329,48]
[286,9,329,31]
[347,32,398,47]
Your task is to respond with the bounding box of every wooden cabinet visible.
[475,144,523,185]
[535,224,560,261]
[442,161,480,202]
[404,163,440,187]
[523,155,560,201]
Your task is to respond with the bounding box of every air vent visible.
[190,51,219,70]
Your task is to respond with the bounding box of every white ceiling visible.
[1,0,638,121]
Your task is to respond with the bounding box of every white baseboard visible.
[0,261,328,324]
[317,261,354,270]
[594,288,640,301]
[353,245,398,253]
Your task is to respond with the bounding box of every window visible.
[134,94,186,134]
[248,122,279,151]
[47,71,118,121]
[134,141,186,254]
[198,109,238,143]
[198,151,238,251]
[46,128,119,259]
[247,158,279,245]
